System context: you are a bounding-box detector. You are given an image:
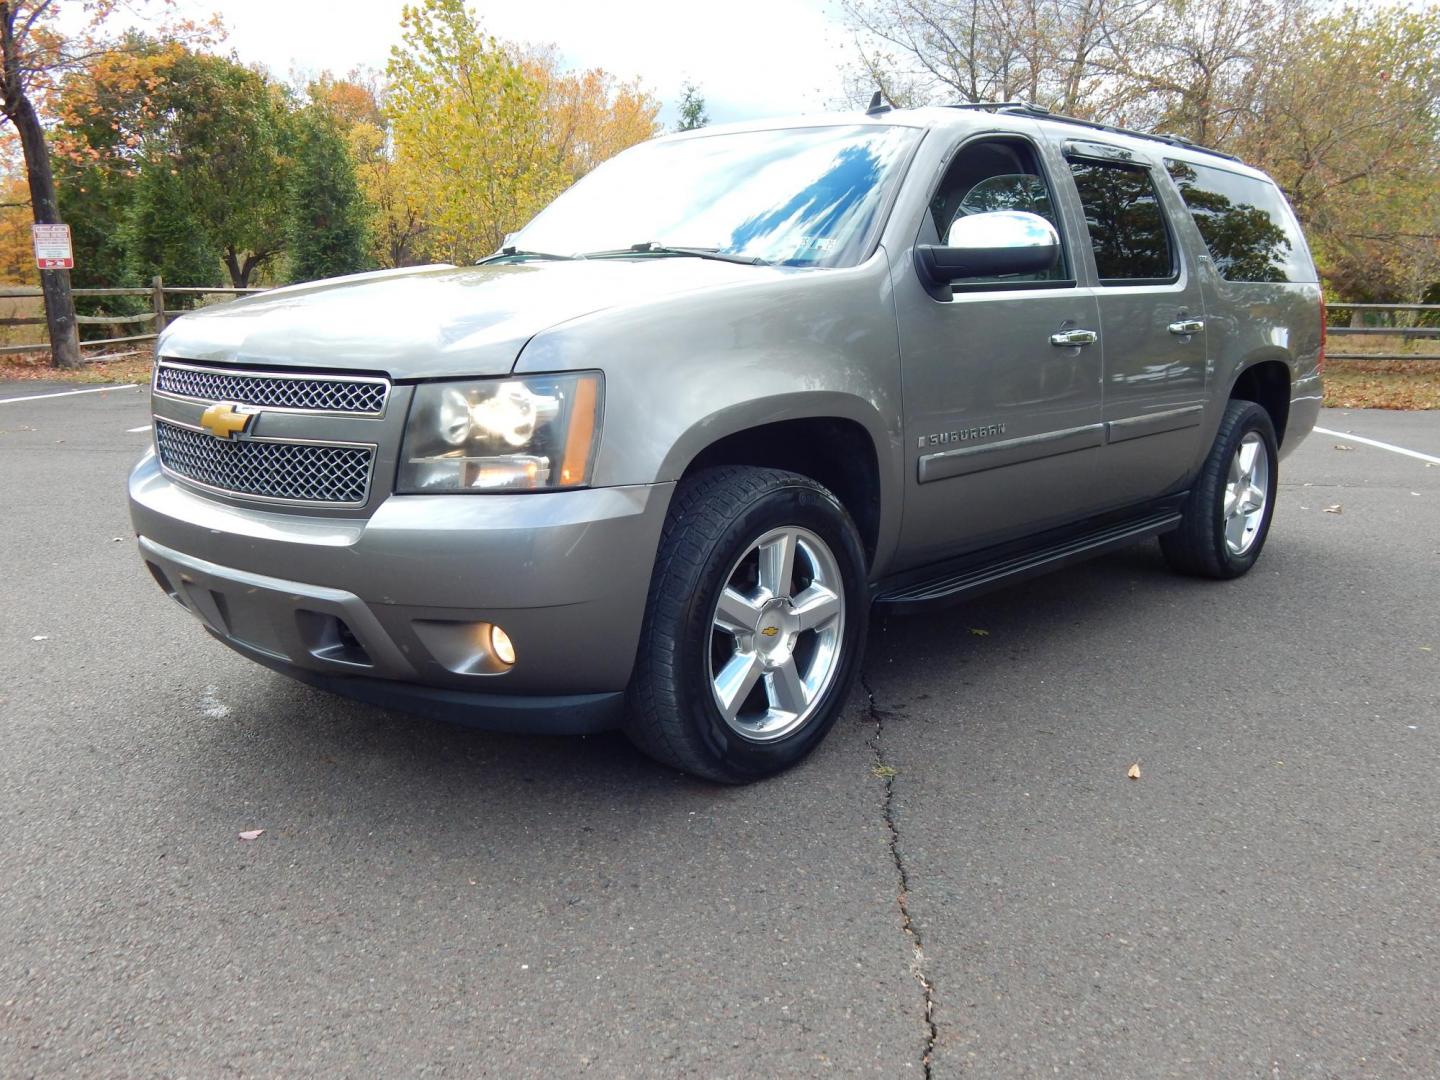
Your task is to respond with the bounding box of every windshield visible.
[508,124,921,267]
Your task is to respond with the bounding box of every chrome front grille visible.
[155,361,389,416]
[154,420,374,505]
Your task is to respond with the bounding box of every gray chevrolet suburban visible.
[128,102,1323,782]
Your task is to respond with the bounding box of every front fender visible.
[515,256,907,565]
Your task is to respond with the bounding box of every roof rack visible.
[941,100,1240,162]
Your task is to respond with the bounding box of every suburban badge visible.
[918,423,1005,449]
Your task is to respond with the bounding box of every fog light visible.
[489,624,516,666]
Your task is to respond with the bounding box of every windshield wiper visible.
[583,242,771,266]
[479,246,581,263]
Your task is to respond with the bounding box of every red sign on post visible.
[32,223,74,270]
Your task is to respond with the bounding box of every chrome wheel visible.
[1223,431,1270,556]
[708,526,846,743]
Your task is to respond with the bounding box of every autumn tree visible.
[1232,5,1440,302]
[386,0,659,262]
[0,168,34,282]
[351,118,430,268]
[1097,0,1305,145]
[1,1,89,366]
[308,70,385,131]
[306,71,430,269]
[840,0,1159,116]
[530,50,661,178]
[387,0,558,262]
[0,2,212,364]
[840,0,1440,301]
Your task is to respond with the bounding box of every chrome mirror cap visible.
[944,210,1060,251]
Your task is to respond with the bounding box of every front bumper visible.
[129,451,674,732]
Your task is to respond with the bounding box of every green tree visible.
[677,81,708,131]
[286,105,370,283]
[161,51,296,286]
[124,163,223,289]
[57,41,298,288]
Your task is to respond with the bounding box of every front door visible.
[894,134,1104,570]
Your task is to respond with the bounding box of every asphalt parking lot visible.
[2,382,1437,1078]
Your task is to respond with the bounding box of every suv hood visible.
[156,260,791,379]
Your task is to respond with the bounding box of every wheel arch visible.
[1228,356,1292,446]
[661,394,897,573]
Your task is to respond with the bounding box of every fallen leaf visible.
[237,829,265,841]
[1323,504,1343,514]
[31,635,48,641]
[968,628,990,637]
[1127,763,1142,780]
[1333,444,1354,451]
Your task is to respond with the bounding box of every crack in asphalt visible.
[861,669,937,1078]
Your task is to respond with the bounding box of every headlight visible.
[398,373,603,492]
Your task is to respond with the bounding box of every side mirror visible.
[915,210,1061,293]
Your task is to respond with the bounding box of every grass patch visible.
[1324,359,1440,410]
[0,347,153,387]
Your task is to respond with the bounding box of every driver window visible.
[927,138,1069,284]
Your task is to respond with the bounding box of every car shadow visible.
[176,536,1301,857]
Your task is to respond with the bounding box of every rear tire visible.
[1161,399,1278,579]
[625,466,868,783]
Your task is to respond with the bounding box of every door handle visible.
[1168,319,1205,335]
[1050,329,1098,347]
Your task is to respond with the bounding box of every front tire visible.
[1161,399,1279,579]
[625,466,868,783]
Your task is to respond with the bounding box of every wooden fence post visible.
[151,275,166,335]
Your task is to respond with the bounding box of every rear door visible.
[1051,140,1210,509]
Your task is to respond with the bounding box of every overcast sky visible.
[71,0,859,126]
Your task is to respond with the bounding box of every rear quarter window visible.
[1164,160,1316,283]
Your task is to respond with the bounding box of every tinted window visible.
[1067,159,1174,282]
[1165,159,1314,282]
[927,138,1068,285]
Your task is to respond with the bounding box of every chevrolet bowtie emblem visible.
[760,626,780,637]
[199,402,255,440]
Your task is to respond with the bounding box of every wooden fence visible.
[0,277,268,357]
[0,281,1436,361]
[1326,302,1440,361]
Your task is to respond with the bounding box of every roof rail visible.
[941,100,1240,162]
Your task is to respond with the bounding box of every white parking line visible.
[127,424,151,433]
[1315,426,1440,467]
[0,383,139,405]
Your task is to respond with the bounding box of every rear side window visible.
[1164,160,1314,283]
[1066,159,1175,283]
